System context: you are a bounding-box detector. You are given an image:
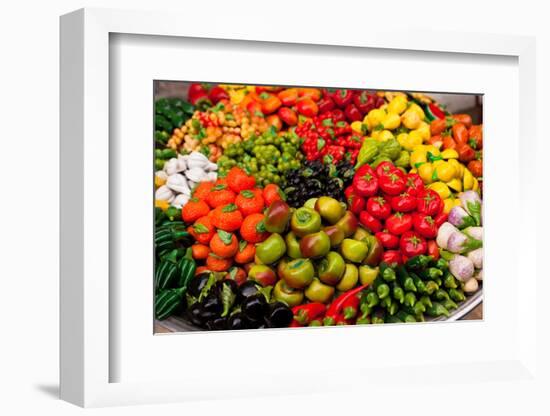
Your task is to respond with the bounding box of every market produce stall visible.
[154,83,483,331]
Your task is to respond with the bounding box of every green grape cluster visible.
[218,127,303,186]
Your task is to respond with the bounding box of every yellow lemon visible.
[382,113,401,130]
[418,163,434,184]
[377,130,395,142]
[429,182,452,200]
[366,108,386,129]
[447,178,463,192]
[463,169,474,190]
[448,159,464,178]
[434,162,457,182]
[416,122,431,141]
[387,95,408,115]
[410,150,427,167]
[401,109,422,130]
[441,148,459,159]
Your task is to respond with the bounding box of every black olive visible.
[227,312,250,330]
[265,302,293,328]
[239,281,260,299]
[242,294,268,322]
[206,317,228,331]
[187,273,211,298]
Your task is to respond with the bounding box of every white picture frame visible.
[60,7,541,408]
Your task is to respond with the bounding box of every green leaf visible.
[466,201,482,226]
[225,113,234,121]
[222,203,237,213]
[317,138,326,151]
[186,293,198,308]
[241,190,254,199]
[198,274,216,302]
[193,223,210,234]
[213,184,227,191]
[322,118,334,127]
[191,119,201,131]
[238,240,248,253]
[217,230,234,245]
[220,281,236,317]
[256,220,266,233]
[257,286,272,303]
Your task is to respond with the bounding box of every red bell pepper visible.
[359,211,383,234]
[400,231,428,257]
[344,103,363,122]
[352,165,379,197]
[379,171,407,196]
[385,212,413,235]
[323,284,368,325]
[366,195,392,220]
[347,194,365,215]
[375,231,400,249]
[405,173,425,196]
[332,89,355,108]
[353,90,376,114]
[208,86,229,104]
[258,92,282,115]
[390,192,417,212]
[296,98,319,117]
[278,107,298,126]
[317,96,335,114]
[277,88,299,107]
[416,189,443,216]
[188,83,209,101]
[375,161,398,177]
[412,213,438,239]
[298,88,322,101]
[381,250,403,265]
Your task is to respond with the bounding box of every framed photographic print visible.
[60,7,540,409]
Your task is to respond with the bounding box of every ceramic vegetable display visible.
[153,83,483,329]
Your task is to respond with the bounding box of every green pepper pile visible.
[355,137,410,169]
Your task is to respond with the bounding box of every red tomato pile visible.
[345,161,447,265]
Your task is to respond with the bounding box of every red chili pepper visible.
[344,185,355,201]
[332,89,355,108]
[359,211,383,233]
[334,120,352,137]
[427,240,440,260]
[428,102,446,120]
[331,109,346,122]
[291,303,327,326]
[324,285,368,325]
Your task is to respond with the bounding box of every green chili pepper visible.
[365,291,379,308]
[396,310,416,323]
[449,288,466,302]
[388,299,399,316]
[442,298,458,311]
[424,281,439,295]
[406,255,432,271]
[436,258,449,271]
[411,273,426,294]
[380,295,392,309]
[392,284,405,304]
[359,303,372,319]
[422,267,444,280]
[443,272,458,289]
[356,316,371,325]
[404,292,416,307]
[434,289,450,302]
[397,265,417,292]
[419,295,432,309]
[376,283,391,299]
[155,158,166,170]
[380,262,397,282]
[425,301,450,318]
